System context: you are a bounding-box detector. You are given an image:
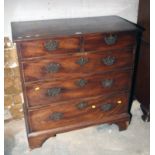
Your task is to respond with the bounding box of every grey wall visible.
[5,0,139,39]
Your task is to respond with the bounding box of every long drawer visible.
[22,49,134,82]
[28,92,129,132]
[25,70,132,107]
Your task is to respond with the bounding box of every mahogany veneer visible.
[11,16,143,149]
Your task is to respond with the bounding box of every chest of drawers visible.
[11,16,143,149]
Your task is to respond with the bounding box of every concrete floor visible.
[4,100,150,155]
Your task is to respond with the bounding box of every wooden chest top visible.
[11,16,142,42]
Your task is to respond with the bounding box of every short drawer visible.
[25,70,132,107]
[18,36,81,59]
[28,92,129,132]
[22,49,134,82]
[84,32,136,51]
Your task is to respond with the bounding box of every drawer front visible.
[25,70,132,107]
[22,49,134,82]
[18,36,81,59]
[28,92,129,132]
[84,32,136,51]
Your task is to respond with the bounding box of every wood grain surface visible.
[28,92,129,132]
[25,70,132,107]
[22,49,134,82]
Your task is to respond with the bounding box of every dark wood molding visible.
[135,0,150,122]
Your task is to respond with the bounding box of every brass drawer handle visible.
[49,112,64,121]
[47,87,61,96]
[44,40,59,51]
[102,56,116,66]
[46,63,60,73]
[102,79,114,88]
[76,79,87,87]
[101,103,113,112]
[76,101,88,110]
[76,57,89,66]
[104,35,117,45]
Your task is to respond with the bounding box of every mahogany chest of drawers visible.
[11,16,142,149]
